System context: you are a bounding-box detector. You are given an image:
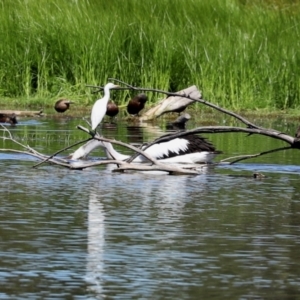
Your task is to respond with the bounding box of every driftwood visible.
[0,109,43,117]
[86,84,200,121]
[1,79,300,174]
[140,85,200,121]
[0,125,202,175]
[103,79,300,164]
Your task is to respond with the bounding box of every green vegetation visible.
[0,0,299,111]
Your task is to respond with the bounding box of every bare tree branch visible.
[105,79,260,128]
[220,146,293,164]
[77,125,158,164]
[32,137,93,169]
[1,125,202,174]
[2,80,300,173]
[140,126,294,147]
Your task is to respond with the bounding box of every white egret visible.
[91,83,120,132]
[70,133,222,164]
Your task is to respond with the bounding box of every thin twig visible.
[0,148,71,167]
[220,146,292,164]
[32,137,93,168]
[77,125,158,164]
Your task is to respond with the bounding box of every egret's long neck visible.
[102,142,129,161]
[103,86,111,103]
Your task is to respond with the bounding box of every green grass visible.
[0,0,300,111]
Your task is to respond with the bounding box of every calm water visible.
[1,115,300,299]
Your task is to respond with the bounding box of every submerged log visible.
[140,85,201,121]
[0,109,43,117]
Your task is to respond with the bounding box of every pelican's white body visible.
[105,141,216,163]
[91,83,119,130]
[70,137,219,164]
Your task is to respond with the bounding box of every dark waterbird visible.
[106,100,119,121]
[0,113,18,125]
[127,93,148,116]
[166,113,191,130]
[54,99,74,113]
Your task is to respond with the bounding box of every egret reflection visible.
[85,188,105,296]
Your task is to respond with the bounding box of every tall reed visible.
[0,0,299,110]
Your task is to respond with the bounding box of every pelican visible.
[91,83,119,131]
[54,99,74,113]
[127,93,148,116]
[70,133,222,164]
[106,100,119,122]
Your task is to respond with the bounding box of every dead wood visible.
[105,78,260,129]
[143,126,295,146]
[32,137,93,169]
[0,124,201,175]
[220,146,292,164]
[139,86,200,120]
[1,80,299,173]
[112,163,202,175]
[87,79,300,164]
[76,125,200,174]
[0,109,43,117]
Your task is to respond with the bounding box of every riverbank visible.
[1,0,300,111]
[1,97,300,123]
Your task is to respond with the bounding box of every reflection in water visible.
[139,171,211,221]
[86,188,105,297]
[126,125,144,144]
[2,118,300,299]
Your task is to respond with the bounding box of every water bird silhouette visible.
[105,100,119,122]
[127,93,148,116]
[54,99,74,113]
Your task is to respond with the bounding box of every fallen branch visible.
[2,80,300,173]
[32,137,93,169]
[146,126,295,146]
[140,86,200,120]
[0,109,43,117]
[77,125,158,164]
[0,125,202,175]
[112,163,202,175]
[85,80,300,166]
[220,146,292,164]
[107,78,261,128]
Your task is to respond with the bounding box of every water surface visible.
[1,116,300,299]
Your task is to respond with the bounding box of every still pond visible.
[0,114,300,299]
